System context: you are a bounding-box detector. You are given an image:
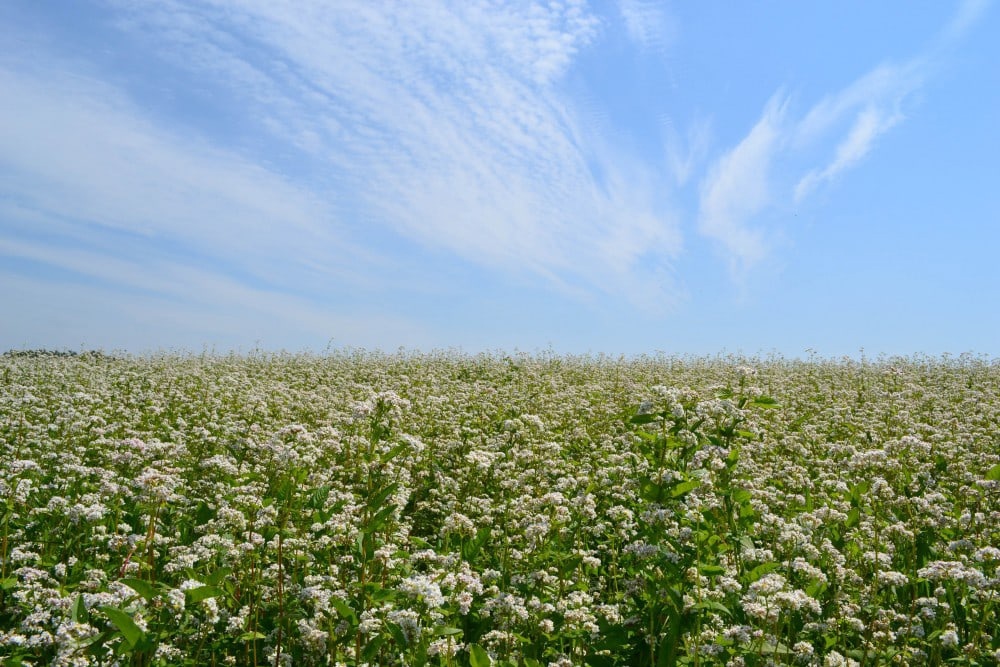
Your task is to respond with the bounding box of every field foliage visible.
[1,351,999,666]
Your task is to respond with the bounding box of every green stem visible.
[145,501,162,583]
[0,502,10,583]
[274,520,285,667]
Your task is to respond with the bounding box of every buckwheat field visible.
[1,351,999,666]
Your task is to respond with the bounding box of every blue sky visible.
[2,1,997,358]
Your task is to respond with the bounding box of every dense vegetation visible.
[1,351,999,666]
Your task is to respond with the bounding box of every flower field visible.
[1,350,999,666]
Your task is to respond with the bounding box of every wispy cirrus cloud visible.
[696,0,988,274]
[698,96,787,273]
[939,0,992,44]
[617,0,677,54]
[0,57,432,348]
[0,0,693,356]
[0,63,373,285]
[791,60,922,203]
[664,116,712,187]
[794,104,905,203]
[101,0,682,303]
[2,0,989,352]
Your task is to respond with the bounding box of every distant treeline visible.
[2,349,117,359]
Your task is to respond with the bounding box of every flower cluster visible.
[1,350,998,665]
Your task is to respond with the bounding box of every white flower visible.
[427,637,463,657]
[941,625,959,647]
[166,588,186,612]
[358,610,382,635]
[399,574,445,609]
[793,641,814,656]
[387,609,421,643]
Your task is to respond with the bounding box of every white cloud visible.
[697,96,787,272]
[102,0,681,302]
[795,104,903,202]
[618,0,678,54]
[940,0,992,45]
[5,0,987,330]
[698,0,988,274]
[698,65,906,271]
[792,64,915,146]
[791,60,922,202]
[0,241,430,352]
[665,116,712,186]
[0,64,362,290]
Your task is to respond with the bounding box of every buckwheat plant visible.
[1,350,998,666]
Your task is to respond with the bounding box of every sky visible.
[2,1,998,359]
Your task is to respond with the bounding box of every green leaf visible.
[657,609,683,667]
[331,598,357,622]
[76,628,112,651]
[369,584,398,603]
[367,482,400,511]
[751,396,779,409]
[71,593,89,624]
[594,622,631,653]
[368,503,397,531]
[731,488,752,504]
[671,479,700,498]
[662,584,684,612]
[640,478,665,502]
[186,585,225,604]
[435,626,463,636]
[387,621,409,647]
[273,477,297,503]
[362,635,386,661]
[380,443,409,464]
[121,578,159,601]
[239,631,267,641]
[849,481,869,504]
[761,641,791,655]
[692,600,732,617]
[462,525,492,561]
[205,566,232,587]
[629,412,659,425]
[410,535,434,550]
[807,581,828,598]
[308,485,332,510]
[697,563,725,576]
[748,562,781,582]
[0,576,17,591]
[985,463,1000,481]
[355,530,367,559]
[195,501,213,525]
[99,606,146,649]
[469,643,492,667]
[663,437,687,450]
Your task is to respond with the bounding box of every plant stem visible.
[145,501,162,583]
